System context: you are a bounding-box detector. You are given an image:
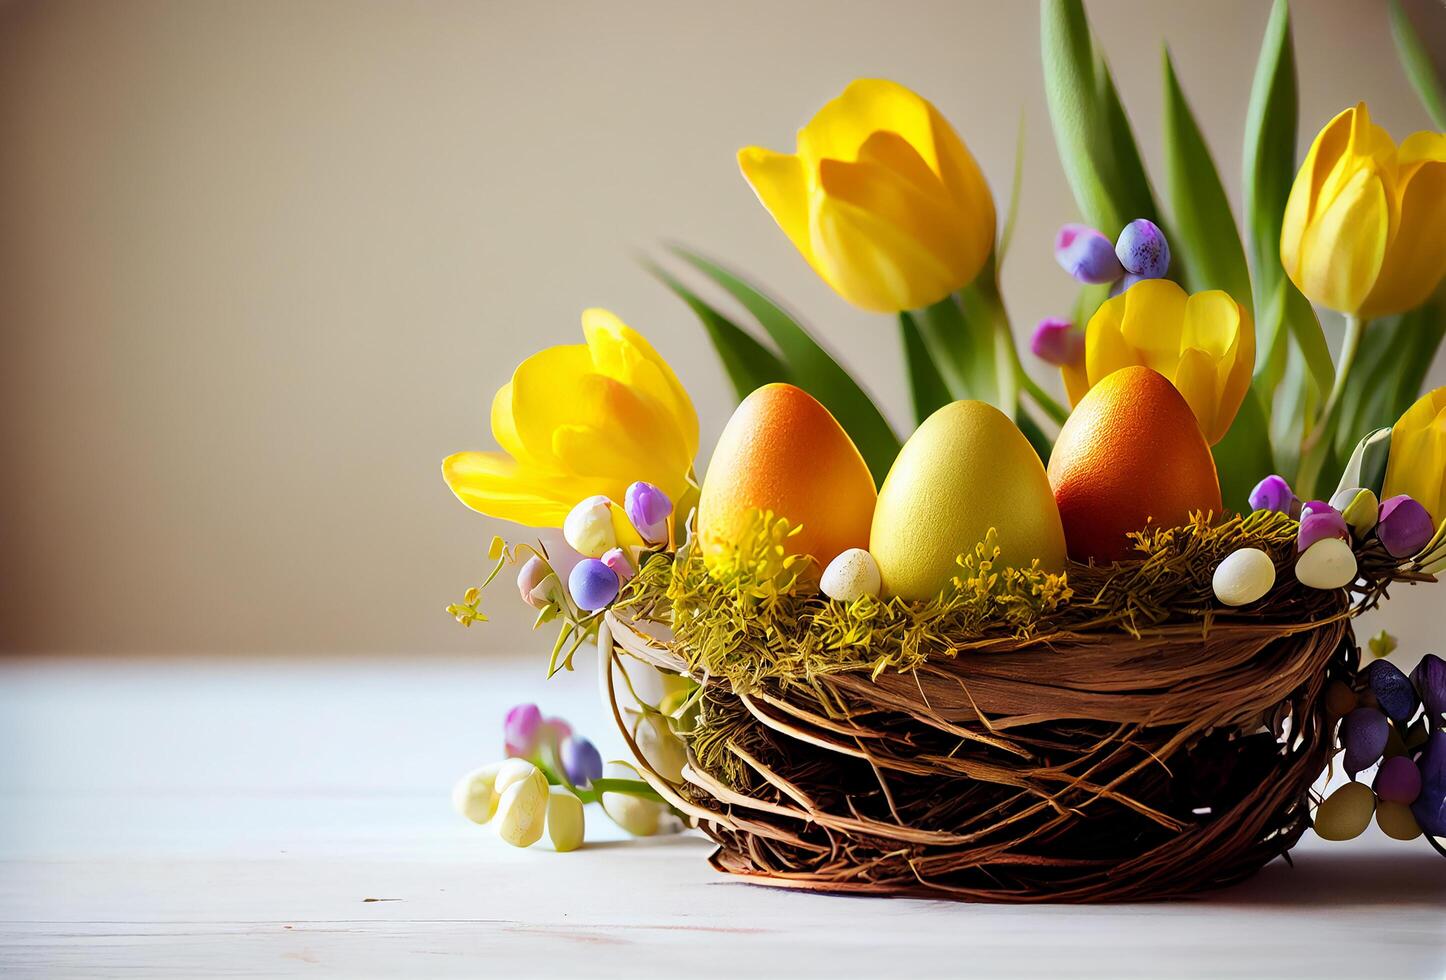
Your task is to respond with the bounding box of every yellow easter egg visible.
[870,400,1065,600]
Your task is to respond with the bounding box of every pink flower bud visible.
[1054,224,1125,285]
[1029,318,1084,366]
[624,481,672,544]
[601,547,634,585]
[504,704,543,757]
[516,556,551,610]
[1298,505,1349,552]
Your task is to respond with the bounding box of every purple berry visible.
[1365,659,1419,723]
[559,735,603,787]
[568,558,619,611]
[1115,219,1171,278]
[1248,475,1297,515]
[1377,495,1434,558]
[1342,706,1389,775]
[1055,224,1125,285]
[1029,318,1084,366]
[1374,755,1422,804]
[1412,654,1446,730]
[1410,730,1446,837]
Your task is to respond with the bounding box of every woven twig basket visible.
[599,538,1424,902]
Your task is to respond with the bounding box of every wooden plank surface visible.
[1,653,1442,978]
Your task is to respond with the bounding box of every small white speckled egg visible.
[820,548,881,602]
[1211,548,1275,606]
[1294,537,1358,590]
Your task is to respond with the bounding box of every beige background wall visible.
[2,0,1443,656]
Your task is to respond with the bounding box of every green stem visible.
[1296,314,1368,496]
[1018,368,1070,425]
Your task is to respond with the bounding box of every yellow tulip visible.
[442,309,698,530]
[1067,279,1254,445]
[738,78,995,313]
[1281,103,1446,319]
[1383,386,1446,525]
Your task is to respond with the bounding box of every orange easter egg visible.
[697,383,876,568]
[1047,366,1222,564]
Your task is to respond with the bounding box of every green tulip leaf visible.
[667,246,901,484]
[647,263,789,399]
[1389,0,1446,129]
[1333,293,1446,461]
[913,292,1000,408]
[1242,0,1297,340]
[1162,47,1254,315]
[899,311,953,427]
[1285,283,1335,408]
[1212,386,1276,513]
[996,112,1027,269]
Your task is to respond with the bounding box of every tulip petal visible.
[1383,386,1446,525]
[1174,346,1223,443]
[810,195,964,312]
[818,150,965,279]
[1295,165,1389,315]
[1116,279,1189,377]
[1362,134,1446,318]
[738,147,813,268]
[796,78,943,173]
[582,308,699,456]
[442,451,580,527]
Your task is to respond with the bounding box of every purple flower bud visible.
[601,547,634,585]
[1108,272,1144,298]
[568,558,619,611]
[559,735,603,787]
[1248,475,1297,515]
[1411,653,1446,729]
[1298,505,1349,552]
[1115,218,1171,278]
[516,556,552,610]
[1342,706,1389,775]
[1029,318,1084,366]
[1377,495,1434,558]
[1410,730,1446,837]
[1365,659,1419,723]
[504,703,543,757]
[1054,224,1125,285]
[624,481,673,545]
[1374,754,1422,804]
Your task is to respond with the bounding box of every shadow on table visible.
[1215,850,1445,907]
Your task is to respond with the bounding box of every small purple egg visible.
[1411,653,1445,728]
[1114,219,1171,278]
[1365,659,1419,723]
[568,558,620,611]
[1410,730,1446,837]
[1248,475,1296,515]
[1377,495,1434,558]
[1298,507,1349,552]
[1374,755,1422,804]
[1341,706,1389,775]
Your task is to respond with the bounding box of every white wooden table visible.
[2,653,1442,979]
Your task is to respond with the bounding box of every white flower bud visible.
[451,762,505,825]
[563,495,618,558]
[634,712,687,784]
[494,779,547,848]
[545,787,585,852]
[494,758,547,798]
[600,762,667,837]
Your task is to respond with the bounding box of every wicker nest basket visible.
[600,524,1425,903]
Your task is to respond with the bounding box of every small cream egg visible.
[820,548,882,602]
[1294,537,1358,590]
[1211,547,1275,606]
